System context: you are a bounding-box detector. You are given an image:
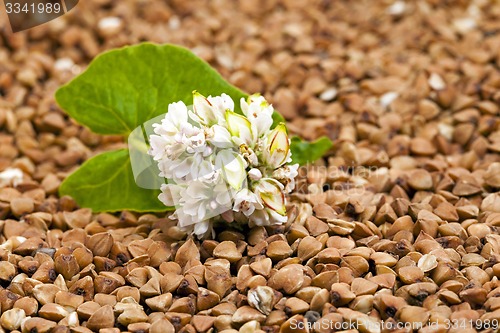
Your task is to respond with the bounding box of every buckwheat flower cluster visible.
[148,91,299,238]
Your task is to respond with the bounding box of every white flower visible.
[149,102,192,162]
[215,149,248,190]
[254,178,286,216]
[149,134,172,161]
[225,110,255,146]
[155,101,189,136]
[158,183,183,207]
[190,91,235,127]
[247,207,287,227]
[262,123,291,168]
[193,220,214,239]
[241,94,274,138]
[240,144,258,166]
[168,152,217,183]
[148,91,299,238]
[172,175,233,230]
[233,188,263,217]
[208,93,234,115]
[206,125,232,148]
[180,125,207,154]
[273,164,299,193]
[190,91,225,126]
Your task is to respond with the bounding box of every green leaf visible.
[59,149,170,212]
[271,110,285,128]
[55,43,248,135]
[290,136,333,165]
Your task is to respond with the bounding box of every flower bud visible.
[248,168,262,181]
[225,110,254,146]
[254,179,286,216]
[192,91,220,126]
[264,123,290,168]
[215,150,247,190]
